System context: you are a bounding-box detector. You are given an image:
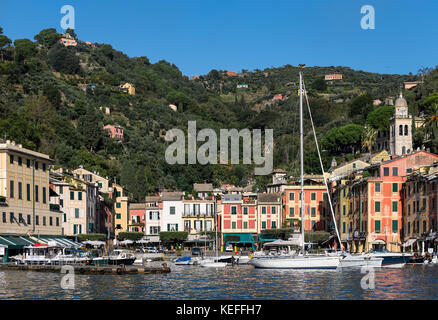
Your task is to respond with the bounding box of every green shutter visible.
[375,201,380,212]
[392,183,398,193]
[375,220,381,233]
[392,201,398,212]
[392,220,398,233]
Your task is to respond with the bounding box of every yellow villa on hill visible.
[120,82,135,96]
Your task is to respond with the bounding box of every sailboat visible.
[250,72,342,269]
[199,203,227,268]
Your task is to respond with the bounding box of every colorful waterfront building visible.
[0,140,61,236]
[402,165,438,252]
[49,169,99,236]
[257,193,282,232]
[221,193,257,250]
[72,166,110,193]
[112,184,129,236]
[128,203,146,233]
[161,192,184,232]
[344,150,438,252]
[282,175,330,232]
[145,195,162,244]
[182,185,215,239]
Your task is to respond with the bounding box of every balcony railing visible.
[183,212,213,217]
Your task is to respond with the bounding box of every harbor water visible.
[0,264,437,300]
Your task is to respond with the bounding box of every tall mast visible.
[299,72,305,254]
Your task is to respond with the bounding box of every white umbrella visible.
[120,240,134,245]
[83,240,105,247]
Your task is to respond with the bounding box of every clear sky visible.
[1,0,436,76]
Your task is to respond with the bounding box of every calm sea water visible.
[0,264,437,300]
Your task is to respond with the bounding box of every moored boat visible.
[366,249,410,268]
[92,249,136,266]
[338,253,383,268]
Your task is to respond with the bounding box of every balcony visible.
[0,196,8,206]
[50,203,61,211]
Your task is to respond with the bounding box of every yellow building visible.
[120,82,135,96]
[113,184,129,236]
[0,140,62,236]
[335,183,355,250]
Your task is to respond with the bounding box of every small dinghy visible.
[174,256,193,265]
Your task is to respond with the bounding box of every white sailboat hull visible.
[339,255,383,268]
[199,261,227,268]
[250,255,341,269]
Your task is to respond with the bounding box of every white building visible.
[50,171,98,236]
[161,192,183,232]
[145,195,162,243]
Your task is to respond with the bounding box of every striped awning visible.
[0,235,38,249]
[35,235,82,248]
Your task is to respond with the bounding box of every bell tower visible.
[389,93,412,155]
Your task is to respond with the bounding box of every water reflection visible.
[0,265,437,300]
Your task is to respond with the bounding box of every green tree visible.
[14,39,36,62]
[322,124,364,155]
[34,28,61,47]
[77,106,103,151]
[361,125,377,153]
[0,34,12,61]
[311,78,327,92]
[48,45,81,74]
[366,105,393,130]
[349,93,373,123]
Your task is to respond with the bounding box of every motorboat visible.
[236,255,251,264]
[174,256,196,265]
[92,249,136,265]
[407,253,425,264]
[366,249,410,268]
[49,248,92,265]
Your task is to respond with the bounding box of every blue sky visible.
[0,0,436,76]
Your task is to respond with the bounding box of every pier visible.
[0,263,171,275]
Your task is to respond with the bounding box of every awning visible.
[36,235,82,248]
[403,238,417,247]
[0,235,39,249]
[258,234,281,242]
[223,233,255,244]
[372,239,386,245]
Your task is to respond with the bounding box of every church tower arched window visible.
[399,125,403,136]
[404,125,408,136]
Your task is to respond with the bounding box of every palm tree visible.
[361,125,377,153]
[424,103,438,130]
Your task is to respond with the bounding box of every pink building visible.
[59,38,77,47]
[129,203,146,233]
[273,94,283,101]
[103,124,124,142]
